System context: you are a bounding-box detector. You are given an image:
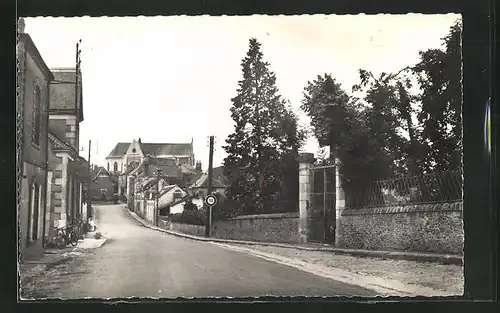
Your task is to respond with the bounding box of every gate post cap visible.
[298,153,315,164]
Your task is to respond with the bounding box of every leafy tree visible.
[413,20,462,172]
[301,74,384,199]
[223,38,305,214]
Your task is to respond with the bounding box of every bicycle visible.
[54,224,79,249]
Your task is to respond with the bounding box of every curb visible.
[125,208,463,265]
[211,242,461,297]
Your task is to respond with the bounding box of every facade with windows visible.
[47,66,87,231]
[17,24,54,261]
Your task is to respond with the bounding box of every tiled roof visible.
[211,166,227,183]
[190,173,227,189]
[180,163,196,174]
[130,157,183,180]
[48,132,79,157]
[140,143,192,157]
[106,142,192,158]
[92,167,117,182]
[158,185,178,197]
[138,176,159,191]
[107,142,130,158]
[119,161,140,176]
[49,68,83,121]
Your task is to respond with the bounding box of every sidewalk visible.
[19,236,108,289]
[126,208,464,297]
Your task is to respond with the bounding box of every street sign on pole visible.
[205,194,217,207]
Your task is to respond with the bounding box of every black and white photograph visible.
[17,14,464,299]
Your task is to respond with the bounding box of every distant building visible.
[90,167,117,202]
[105,138,195,174]
[106,138,199,198]
[189,165,229,199]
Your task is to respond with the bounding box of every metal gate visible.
[309,164,336,244]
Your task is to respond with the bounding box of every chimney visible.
[138,137,142,144]
[17,18,25,34]
[195,161,202,174]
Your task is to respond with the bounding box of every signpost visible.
[205,136,214,237]
[205,194,218,237]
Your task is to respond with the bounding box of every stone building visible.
[106,138,196,174]
[46,65,87,233]
[17,19,54,260]
[90,167,117,201]
[47,133,88,233]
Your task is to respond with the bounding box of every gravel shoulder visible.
[230,244,464,295]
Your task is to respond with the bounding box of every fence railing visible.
[345,169,463,209]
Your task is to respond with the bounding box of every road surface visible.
[23,204,377,299]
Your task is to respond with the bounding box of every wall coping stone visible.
[342,201,463,216]
[229,212,299,220]
[298,153,315,164]
[170,221,204,227]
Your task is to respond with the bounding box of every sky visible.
[24,14,460,170]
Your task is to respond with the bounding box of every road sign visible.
[205,194,217,207]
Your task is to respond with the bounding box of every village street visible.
[21,204,377,299]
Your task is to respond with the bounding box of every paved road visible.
[24,204,377,299]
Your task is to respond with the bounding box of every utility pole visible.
[205,136,214,237]
[154,169,163,227]
[88,140,92,223]
[75,40,82,153]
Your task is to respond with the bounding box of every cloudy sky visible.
[24,14,460,170]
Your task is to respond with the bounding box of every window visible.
[27,183,40,243]
[107,163,110,171]
[132,148,136,153]
[113,162,118,172]
[173,190,182,200]
[32,85,41,146]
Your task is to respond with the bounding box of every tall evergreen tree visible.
[223,38,305,214]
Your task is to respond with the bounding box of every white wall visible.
[107,157,123,173]
[157,186,188,208]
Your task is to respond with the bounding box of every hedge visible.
[169,208,206,226]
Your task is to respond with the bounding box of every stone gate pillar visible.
[334,158,345,247]
[298,152,315,244]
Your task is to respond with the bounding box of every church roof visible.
[107,142,193,159]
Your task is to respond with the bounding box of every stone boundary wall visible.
[169,222,205,237]
[163,213,300,244]
[212,212,300,244]
[337,202,463,254]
